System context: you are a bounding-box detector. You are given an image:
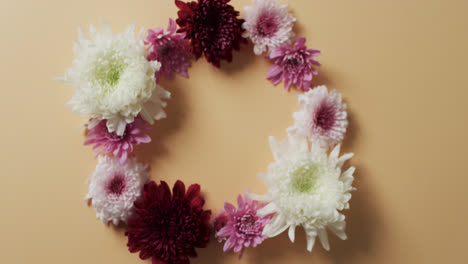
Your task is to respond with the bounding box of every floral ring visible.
[59,1,356,263]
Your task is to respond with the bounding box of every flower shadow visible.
[109,221,128,235]
[311,68,333,89]
[249,230,311,264]
[341,107,358,153]
[133,76,188,166]
[323,110,382,264]
[292,19,308,40]
[323,166,382,264]
[192,239,228,264]
[220,42,258,75]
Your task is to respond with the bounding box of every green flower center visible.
[92,51,126,91]
[291,163,321,193]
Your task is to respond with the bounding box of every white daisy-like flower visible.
[60,21,170,136]
[287,85,348,149]
[242,0,296,55]
[85,156,149,225]
[250,136,355,252]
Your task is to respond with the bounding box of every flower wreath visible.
[59,0,355,263]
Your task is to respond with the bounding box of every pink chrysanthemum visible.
[146,18,192,83]
[266,37,320,91]
[242,0,296,55]
[215,190,271,258]
[287,85,348,148]
[84,116,151,164]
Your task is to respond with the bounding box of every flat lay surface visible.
[1,0,468,263]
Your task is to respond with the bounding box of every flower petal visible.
[266,65,283,79]
[305,227,317,252]
[186,183,201,201]
[328,221,348,240]
[167,18,177,33]
[257,202,276,217]
[237,194,244,207]
[295,37,306,48]
[263,213,288,237]
[288,224,296,242]
[224,202,236,214]
[223,236,236,252]
[157,181,172,202]
[217,226,233,238]
[317,228,330,251]
[173,180,186,199]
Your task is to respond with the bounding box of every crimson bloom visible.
[175,0,246,67]
[84,116,151,164]
[266,37,321,91]
[146,18,192,82]
[126,180,211,264]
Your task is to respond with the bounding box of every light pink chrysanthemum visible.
[85,156,149,225]
[215,190,271,258]
[287,85,348,148]
[84,116,151,164]
[266,37,320,91]
[242,0,296,55]
[146,18,192,82]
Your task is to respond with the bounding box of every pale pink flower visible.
[85,156,149,225]
[215,190,271,258]
[242,0,296,55]
[287,85,348,148]
[84,116,151,164]
[266,37,320,91]
[146,18,192,82]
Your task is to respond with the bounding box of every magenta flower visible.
[266,37,320,91]
[146,18,192,83]
[215,190,271,258]
[84,116,151,164]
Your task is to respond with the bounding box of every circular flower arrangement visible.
[59,0,356,263]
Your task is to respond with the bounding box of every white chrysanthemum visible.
[242,0,296,55]
[60,22,170,136]
[250,136,355,252]
[287,85,348,149]
[85,156,149,225]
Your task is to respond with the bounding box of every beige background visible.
[1,0,467,263]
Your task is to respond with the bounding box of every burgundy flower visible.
[175,0,246,67]
[126,180,211,264]
[84,116,151,164]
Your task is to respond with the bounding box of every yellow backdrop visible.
[1,0,467,263]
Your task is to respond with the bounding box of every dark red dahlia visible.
[126,180,211,264]
[175,0,246,67]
